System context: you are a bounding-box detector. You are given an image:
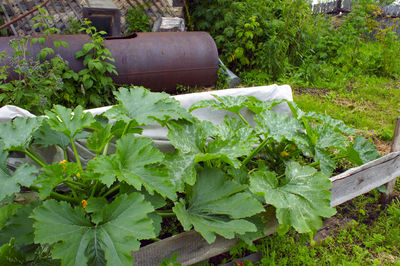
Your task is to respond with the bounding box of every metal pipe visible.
[0,32,219,92]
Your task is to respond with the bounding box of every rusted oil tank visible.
[0,32,218,92]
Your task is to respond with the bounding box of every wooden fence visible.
[0,0,184,36]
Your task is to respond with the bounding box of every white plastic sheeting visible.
[0,84,293,164]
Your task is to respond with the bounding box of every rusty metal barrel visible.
[0,32,219,93]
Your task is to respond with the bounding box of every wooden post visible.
[381,116,400,202]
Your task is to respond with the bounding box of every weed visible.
[125,4,151,34]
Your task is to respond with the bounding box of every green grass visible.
[293,76,400,141]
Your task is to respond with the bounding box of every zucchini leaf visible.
[32,193,155,266]
[0,201,41,246]
[88,134,176,200]
[45,105,95,140]
[173,167,264,244]
[345,136,380,166]
[168,118,256,168]
[249,161,336,233]
[0,145,38,201]
[105,87,193,126]
[0,117,43,151]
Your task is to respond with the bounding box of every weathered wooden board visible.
[132,151,400,265]
[383,116,400,200]
[330,150,400,207]
[132,218,279,266]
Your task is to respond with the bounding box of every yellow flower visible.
[281,151,290,157]
[59,160,67,171]
[81,200,88,209]
[76,172,81,179]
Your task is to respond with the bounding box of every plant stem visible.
[238,113,251,127]
[242,137,269,166]
[64,181,87,193]
[103,184,120,198]
[90,181,98,198]
[65,179,88,188]
[51,191,79,204]
[121,121,132,138]
[24,148,46,167]
[30,185,79,204]
[70,138,83,170]
[156,211,176,218]
[102,142,110,156]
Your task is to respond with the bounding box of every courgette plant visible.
[0,86,379,265]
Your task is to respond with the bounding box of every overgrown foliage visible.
[0,87,379,265]
[125,4,151,34]
[190,0,400,86]
[0,9,118,114]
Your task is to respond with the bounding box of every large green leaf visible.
[86,122,113,155]
[32,193,155,266]
[164,152,196,192]
[0,204,22,230]
[0,201,40,246]
[188,94,282,116]
[255,110,308,145]
[249,161,336,233]
[89,134,176,200]
[168,119,254,168]
[173,168,264,244]
[315,125,348,150]
[0,238,26,265]
[346,136,380,166]
[304,112,356,135]
[0,147,38,201]
[189,95,260,115]
[314,147,336,177]
[34,162,79,200]
[104,87,192,126]
[33,120,70,149]
[45,105,95,139]
[167,119,215,154]
[0,117,43,151]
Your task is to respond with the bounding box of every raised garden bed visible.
[131,150,400,265]
[0,85,396,266]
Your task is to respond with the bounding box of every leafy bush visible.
[0,10,118,114]
[190,0,400,86]
[0,87,379,265]
[125,4,151,34]
[190,0,321,81]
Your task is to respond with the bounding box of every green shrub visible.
[125,4,151,34]
[190,0,400,86]
[0,10,118,114]
[190,0,324,81]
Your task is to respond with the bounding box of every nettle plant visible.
[0,10,118,114]
[75,20,118,107]
[0,87,379,265]
[0,9,69,114]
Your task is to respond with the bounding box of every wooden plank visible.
[330,151,400,207]
[382,116,400,201]
[132,218,279,266]
[132,150,400,265]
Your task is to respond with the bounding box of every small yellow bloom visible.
[81,200,88,209]
[76,172,81,178]
[59,160,67,171]
[281,151,290,157]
